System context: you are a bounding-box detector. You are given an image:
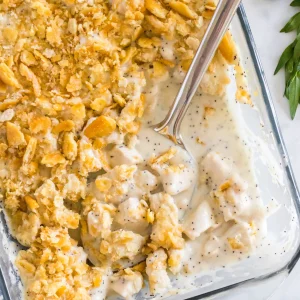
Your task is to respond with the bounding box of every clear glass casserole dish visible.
[0,4,300,300]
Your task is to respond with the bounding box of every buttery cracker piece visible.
[138,37,154,49]
[203,106,216,119]
[6,122,26,147]
[0,81,7,94]
[202,9,214,19]
[150,61,169,79]
[29,116,51,134]
[0,63,21,88]
[20,50,37,66]
[113,93,126,107]
[136,48,158,63]
[169,11,191,36]
[68,18,77,35]
[122,47,138,64]
[181,59,192,71]
[62,0,76,5]
[19,63,41,97]
[205,0,218,10]
[41,151,66,167]
[62,174,86,202]
[46,18,62,46]
[169,1,198,19]
[63,132,78,161]
[0,143,7,157]
[218,31,237,64]
[52,120,75,134]
[84,115,116,138]
[24,195,39,211]
[150,147,176,165]
[3,27,18,43]
[145,15,168,33]
[90,98,107,112]
[22,137,37,165]
[145,0,168,18]
[78,139,104,175]
[71,103,86,120]
[33,50,52,70]
[14,38,27,52]
[66,74,82,93]
[185,36,200,51]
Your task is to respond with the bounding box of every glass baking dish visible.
[1,4,300,300]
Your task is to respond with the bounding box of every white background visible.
[244,0,300,299]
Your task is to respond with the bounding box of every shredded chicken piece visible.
[146,248,171,294]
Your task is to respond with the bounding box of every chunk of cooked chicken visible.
[183,200,215,240]
[134,169,159,195]
[93,165,158,205]
[146,248,171,295]
[34,179,80,229]
[62,173,86,202]
[87,202,116,239]
[203,220,258,257]
[168,248,184,274]
[225,222,256,252]
[100,230,146,262]
[149,193,184,249]
[110,268,143,299]
[201,151,247,192]
[108,145,143,167]
[115,197,148,227]
[149,148,195,195]
[159,165,194,195]
[78,138,107,176]
[9,211,40,247]
[202,152,263,222]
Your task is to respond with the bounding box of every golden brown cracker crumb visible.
[0,0,247,298]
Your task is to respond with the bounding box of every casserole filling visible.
[0,0,266,299]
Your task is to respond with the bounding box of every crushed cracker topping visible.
[0,0,247,298]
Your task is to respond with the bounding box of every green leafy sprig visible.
[274,1,300,119]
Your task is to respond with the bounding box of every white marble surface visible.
[243,0,300,299]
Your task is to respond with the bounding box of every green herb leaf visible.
[275,5,300,119]
[287,71,300,119]
[287,58,295,73]
[285,60,295,97]
[291,0,300,7]
[281,12,300,33]
[274,43,295,74]
[295,39,300,58]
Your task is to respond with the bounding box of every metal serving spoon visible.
[154,0,242,146]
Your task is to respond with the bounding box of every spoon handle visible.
[154,0,241,142]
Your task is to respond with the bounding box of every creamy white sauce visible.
[83,62,299,300]
[132,70,266,298]
[87,67,266,300]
